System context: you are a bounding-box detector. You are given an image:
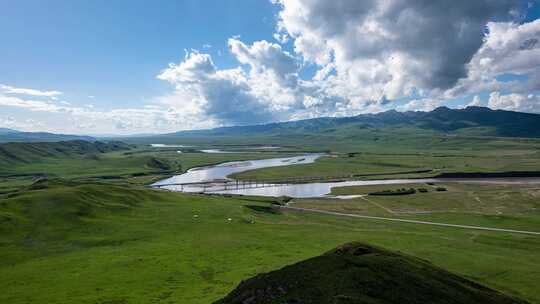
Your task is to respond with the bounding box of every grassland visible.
[0,142,298,194]
[1,181,539,303]
[230,138,540,181]
[2,135,540,303]
[293,182,540,231]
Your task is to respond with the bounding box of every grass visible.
[1,181,540,303]
[293,182,540,231]
[2,137,540,303]
[0,143,299,193]
[230,148,540,181]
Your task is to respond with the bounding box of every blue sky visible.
[1,0,279,108]
[1,0,539,134]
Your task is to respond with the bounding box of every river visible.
[152,154,540,198]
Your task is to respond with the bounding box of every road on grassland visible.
[280,205,540,235]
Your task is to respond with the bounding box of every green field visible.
[231,145,540,181]
[2,136,540,303]
[1,181,540,303]
[294,182,540,230]
[0,141,298,194]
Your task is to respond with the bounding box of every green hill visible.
[0,140,132,166]
[0,179,156,261]
[216,242,529,304]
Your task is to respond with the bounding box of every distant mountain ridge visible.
[0,128,95,143]
[168,106,540,138]
[0,127,22,134]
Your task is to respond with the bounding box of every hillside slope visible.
[0,179,157,263]
[0,140,131,166]
[216,242,528,304]
[166,106,540,138]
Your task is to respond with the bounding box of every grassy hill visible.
[0,179,154,262]
[216,242,529,304]
[0,140,131,166]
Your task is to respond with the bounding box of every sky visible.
[1,0,540,135]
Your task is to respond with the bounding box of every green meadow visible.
[1,136,540,303]
[1,181,540,303]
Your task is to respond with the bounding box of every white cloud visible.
[448,19,540,97]
[488,91,540,113]
[3,2,539,134]
[399,98,443,112]
[467,95,483,107]
[228,38,298,84]
[157,51,277,125]
[273,0,519,104]
[0,92,215,134]
[0,116,47,132]
[0,95,66,112]
[273,33,289,44]
[0,84,62,97]
[155,39,381,126]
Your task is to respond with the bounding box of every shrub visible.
[146,157,171,170]
[369,188,416,196]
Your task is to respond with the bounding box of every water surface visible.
[154,154,540,198]
[154,154,322,186]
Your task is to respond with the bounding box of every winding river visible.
[153,154,540,198]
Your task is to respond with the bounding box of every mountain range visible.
[2,106,540,142]
[0,128,94,143]
[168,106,540,138]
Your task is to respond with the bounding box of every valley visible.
[1,118,540,302]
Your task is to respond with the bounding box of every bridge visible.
[151,175,344,192]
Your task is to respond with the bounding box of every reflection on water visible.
[199,149,239,153]
[151,144,192,148]
[185,179,439,198]
[153,154,323,186]
[151,144,281,154]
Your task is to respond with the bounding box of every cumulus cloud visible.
[399,98,443,112]
[488,91,540,112]
[448,18,540,97]
[3,1,540,134]
[157,51,277,125]
[467,95,483,107]
[0,84,62,97]
[156,40,374,126]
[153,0,539,127]
[274,0,519,103]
